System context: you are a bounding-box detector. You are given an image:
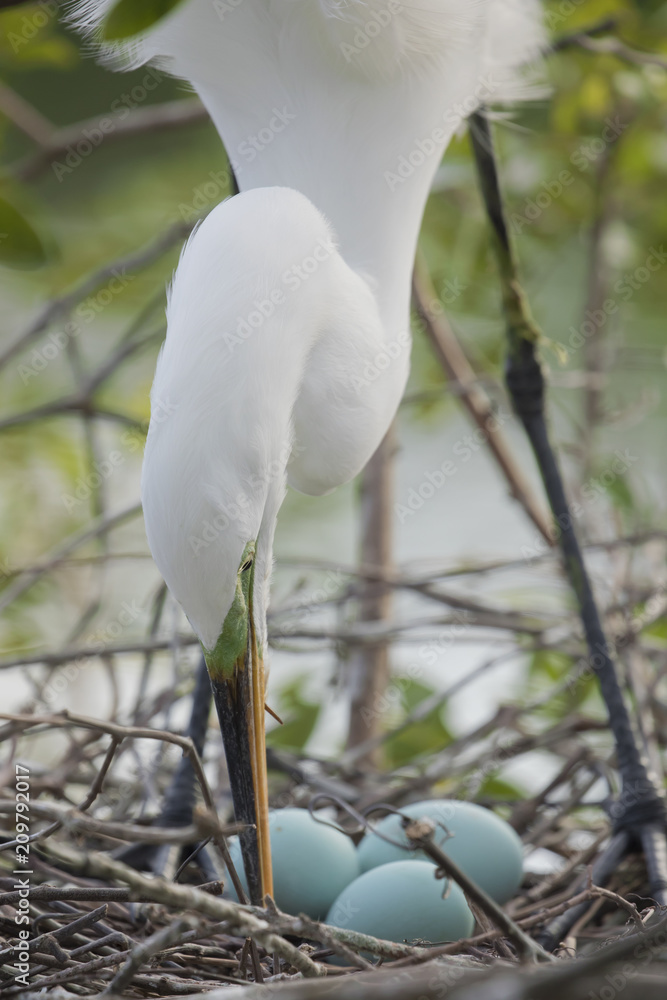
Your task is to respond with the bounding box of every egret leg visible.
[115,655,219,881]
[468,111,667,933]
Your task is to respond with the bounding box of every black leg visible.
[116,655,219,881]
[468,110,667,934]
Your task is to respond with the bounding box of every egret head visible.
[142,399,277,902]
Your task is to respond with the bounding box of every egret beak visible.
[204,544,273,905]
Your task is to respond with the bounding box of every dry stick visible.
[0,711,215,813]
[519,828,609,905]
[412,254,553,545]
[275,532,667,582]
[3,950,134,996]
[0,605,549,672]
[0,735,122,851]
[0,502,142,614]
[0,634,199,672]
[0,904,111,962]
[0,800,227,849]
[565,34,667,68]
[100,919,192,997]
[346,423,396,764]
[142,907,667,1000]
[627,643,666,786]
[0,709,251,906]
[402,818,552,964]
[468,108,667,922]
[0,325,163,430]
[0,887,131,908]
[390,889,602,967]
[0,399,144,432]
[589,884,645,931]
[10,97,210,181]
[39,840,326,978]
[509,747,591,835]
[342,650,516,768]
[0,79,53,146]
[0,220,193,371]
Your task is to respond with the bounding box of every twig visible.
[0,221,193,371]
[39,839,327,977]
[0,79,53,146]
[10,98,210,181]
[0,503,142,613]
[346,424,396,764]
[412,253,553,544]
[100,919,191,996]
[402,818,552,964]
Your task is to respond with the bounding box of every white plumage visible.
[73,0,544,659]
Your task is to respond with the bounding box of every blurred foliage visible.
[103,0,189,41]
[0,192,49,267]
[382,679,452,769]
[267,678,321,753]
[0,0,665,774]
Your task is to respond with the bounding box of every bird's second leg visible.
[115,654,219,881]
[469,110,667,935]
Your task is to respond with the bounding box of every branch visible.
[412,255,553,545]
[402,817,552,964]
[10,97,210,181]
[0,502,142,613]
[0,220,193,371]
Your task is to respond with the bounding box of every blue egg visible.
[226,807,359,918]
[357,799,523,904]
[326,860,474,945]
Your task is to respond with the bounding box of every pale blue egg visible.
[357,799,523,904]
[326,860,474,945]
[226,807,359,918]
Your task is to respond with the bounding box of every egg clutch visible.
[225,801,524,949]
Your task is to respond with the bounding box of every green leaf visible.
[529,649,572,682]
[477,776,524,802]
[383,680,452,769]
[102,0,187,41]
[602,470,635,515]
[266,679,320,753]
[638,615,667,643]
[0,9,77,70]
[0,197,48,269]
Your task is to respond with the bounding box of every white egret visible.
[72,0,545,905]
